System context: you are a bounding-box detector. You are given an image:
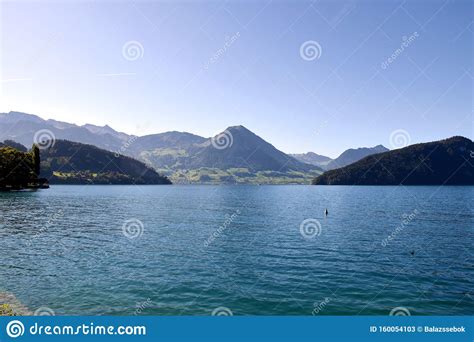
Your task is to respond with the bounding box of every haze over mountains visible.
[0,111,132,153]
[289,152,332,169]
[291,145,389,171]
[324,145,389,170]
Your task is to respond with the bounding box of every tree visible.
[0,146,41,189]
[32,144,41,176]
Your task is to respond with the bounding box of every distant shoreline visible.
[7,183,472,187]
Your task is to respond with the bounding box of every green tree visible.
[0,146,39,189]
[32,144,41,176]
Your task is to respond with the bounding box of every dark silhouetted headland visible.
[313,137,474,185]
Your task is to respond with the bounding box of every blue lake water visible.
[0,185,472,315]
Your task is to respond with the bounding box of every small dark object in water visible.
[410,250,415,256]
[325,209,328,216]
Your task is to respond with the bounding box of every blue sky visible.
[0,0,472,157]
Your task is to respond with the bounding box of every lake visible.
[0,185,472,316]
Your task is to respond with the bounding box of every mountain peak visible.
[346,144,388,153]
[290,152,332,167]
[224,125,251,133]
[212,125,258,142]
[374,144,388,149]
[1,111,44,124]
[325,145,390,170]
[82,123,122,136]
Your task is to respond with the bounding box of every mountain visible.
[130,126,318,173]
[133,126,322,184]
[134,131,207,151]
[0,111,44,125]
[0,111,127,152]
[0,111,323,184]
[290,152,332,168]
[312,136,474,185]
[82,123,132,141]
[40,140,171,185]
[325,145,389,170]
[129,131,207,170]
[291,146,389,171]
[187,126,317,172]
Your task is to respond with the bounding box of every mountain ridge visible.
[290,152,332,167]
[0,111,323,183]
[325,145,389,170]
[40,140,171,185]
[291,145,390,170]
[6,111,467,185]
[312,136,473,185]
